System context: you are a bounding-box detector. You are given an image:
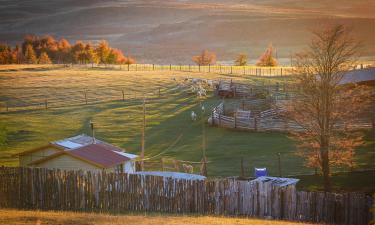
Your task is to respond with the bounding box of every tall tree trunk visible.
[320,138,331,191]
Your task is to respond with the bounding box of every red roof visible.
[68,143,130,168]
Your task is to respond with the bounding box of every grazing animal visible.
[191,111,197,121]
[182,164,194,173]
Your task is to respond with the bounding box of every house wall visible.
[19,147,60,166]
[33,154,103,171]
[124,160,136,173]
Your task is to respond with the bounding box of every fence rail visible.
[211,102,374,132]
[75,64,295,77]
[0,167,372,225]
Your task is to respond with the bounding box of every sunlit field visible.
[0,65,374,191]
[0,209,321,225]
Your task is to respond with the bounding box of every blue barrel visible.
[254,168,267,178]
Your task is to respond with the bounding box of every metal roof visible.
[115,151,138,159]
[68,143,131,168]
[52,134,103,149]
[252,176,299,187]
[134,171,206,181]
[339,68,375,85]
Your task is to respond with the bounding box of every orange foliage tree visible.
[38,51,52,64]
[192,50,216,66]
[256,44,277,66]
[283,24,373,191]
[235,53,248,66]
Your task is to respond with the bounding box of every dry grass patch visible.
[0,209,319,225]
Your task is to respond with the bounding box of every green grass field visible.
[0,65,374,191]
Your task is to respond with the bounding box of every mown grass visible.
[0,65,374,191]
[0,209,320,225]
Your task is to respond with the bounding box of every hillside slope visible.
[1,0,375,63]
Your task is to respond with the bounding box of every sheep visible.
[182,164,194,174]
[191,111,197,121]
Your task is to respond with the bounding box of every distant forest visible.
[0,35,136,65]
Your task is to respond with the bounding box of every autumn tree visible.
[57,38,72,64]
[24,44,37,64]
[256,44,277,66]
[39,35,58,60]
[85,43,98,66]
[235,53,248,66]
[11,45,23,64]
[95,40,111,65]
[192,50,216,66]
[111,48,126,64]
[71,41,86,64]
[38,51,52,64]
[124,56,136,65]
[284,24,372,191]
[0,44,11,64]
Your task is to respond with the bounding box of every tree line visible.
[0,35,136,65]
[192,44,278,67]
[1,36,277,66]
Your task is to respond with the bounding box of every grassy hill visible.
[0,65,374,190]
[1,1,375,64]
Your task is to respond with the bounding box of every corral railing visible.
[210,102,374,132]
[0,167,372,225]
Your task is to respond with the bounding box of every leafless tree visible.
[284,24,373,191]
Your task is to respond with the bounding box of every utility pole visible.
[200,100,207,176]
[140,98,146,171]
[90,120,96,144]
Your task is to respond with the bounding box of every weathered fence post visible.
[45,99,48,110]
[128,64,130,71]
[199,65,201,72]
[277,153,282,177]
[170,64,172,71]
[254,117,258,131]
[230,66,233,74]
[189,64,191,72]
[153,64,155,70]
[158,88,161,97]
[281,68,283,76]
[243,66,245,75]
[161,158,164,171]
[234,113,237,128]
[208,64,211,73]
[84,91,87,105]
[122,90,125,101]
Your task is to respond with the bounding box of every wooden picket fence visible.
[0,167,373,225]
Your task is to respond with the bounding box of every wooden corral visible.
[210,100,374,132]
[0,167,372,225]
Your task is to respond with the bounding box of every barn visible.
[15,134,138,173]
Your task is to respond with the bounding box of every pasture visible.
[0,209,320,225]
[0,65,374,190]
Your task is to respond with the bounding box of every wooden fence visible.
[76,64,295,77]
[211,101,374,132]
[0,167,372,225]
